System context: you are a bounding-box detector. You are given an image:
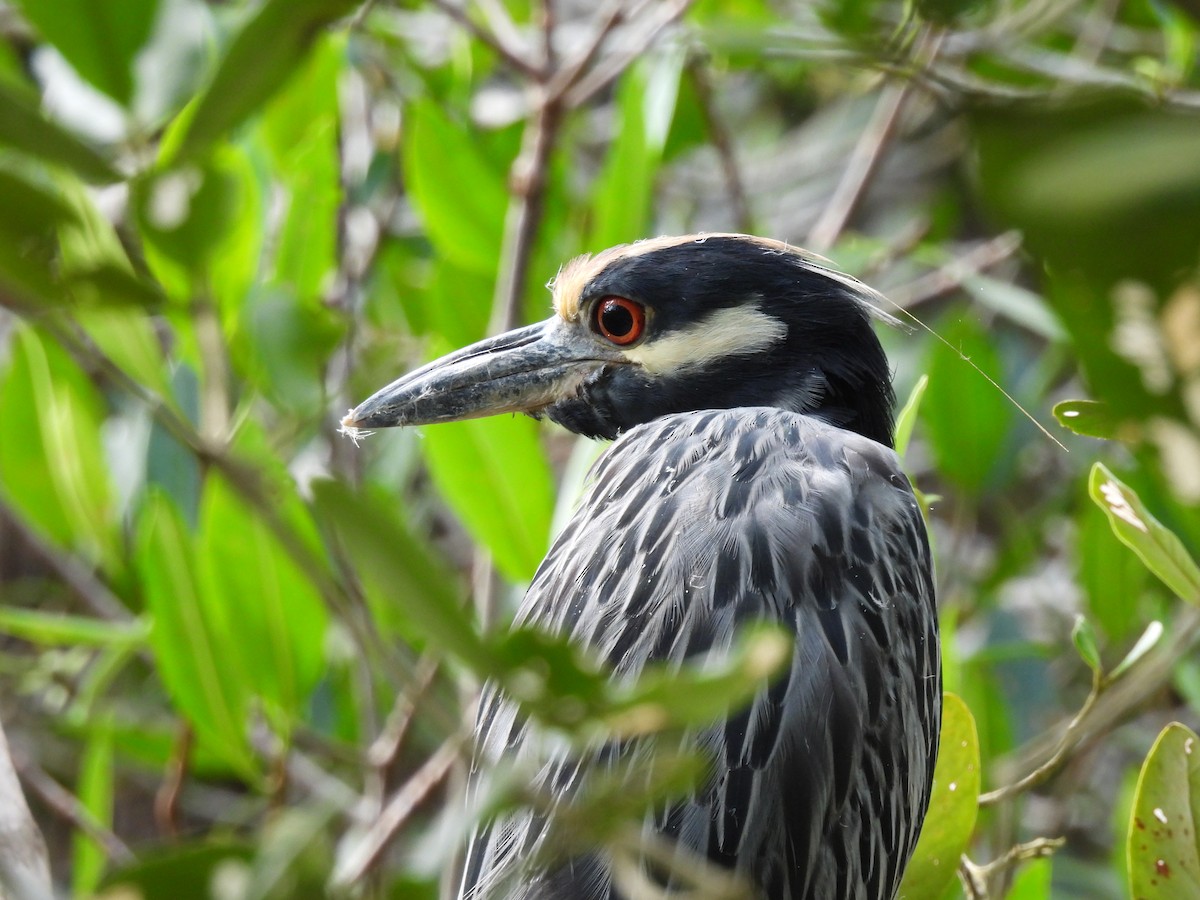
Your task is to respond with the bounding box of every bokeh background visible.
[0,0,1199,897]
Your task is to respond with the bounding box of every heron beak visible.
[342,318,616,430]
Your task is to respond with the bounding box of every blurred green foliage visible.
[0,0,1198,897]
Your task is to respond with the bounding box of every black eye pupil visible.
[601,303,634,336]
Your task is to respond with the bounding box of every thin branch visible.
[980,605,1200,807]
[564,0,697,109]
[367,653,442,772]
[154,722,192,838]
[688,58,751,233]
[0,500,132,624]
[979,669,1101,807]
[250,724,364,821]
[330,736,465,888]
[428,0,545,80]
[490,92,563,332]
[544,0,629,102]
[15,754,134,865]
[959,836,1065,899]
[886,231,1023,309]
[806,80,912,252]
[806,28,943,252]
[475,0,532,64]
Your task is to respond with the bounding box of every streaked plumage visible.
[344,234,941,900]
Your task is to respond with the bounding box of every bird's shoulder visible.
[520,407,929,661]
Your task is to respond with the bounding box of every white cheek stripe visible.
[622,305,788,374]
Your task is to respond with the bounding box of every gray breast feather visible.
[459,407,940,900]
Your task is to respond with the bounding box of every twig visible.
[688,57,751,233]
[15,753,134,864]
[368,653,442,772]
[475,0,531,64]
[564,0,697,109]
[155,722,192,838]
[980,605,1200,806]
[490,81,562,334]
[544,0,629,102]
[806,28,944,251]
[0,501,132,624]
[330,735,465,887]
[979,668,1101,807]
[427,0,544,80]
[250,723,364,822]
[806,80,912,252]
[958,836,1065,899]
[885,231,1023,309]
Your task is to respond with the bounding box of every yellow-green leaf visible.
[1089,462,1200,604]
[423,414,555,583]
[898,693,980,900]
[1127,722,1200,898]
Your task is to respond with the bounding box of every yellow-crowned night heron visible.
[343,234,941,900]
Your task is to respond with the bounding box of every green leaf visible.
[309,480,484,665]
[237,286,343,413]
[1089,463,1200,604]
[0,81,119,181]
[602,626,792,738]
[1077,496,1150,641]
[1110,621,1165,682]
[163,0,358,163]
[1006,857,1052,900]
[0,326,118,566]
[971,102,1200,290]
[898,693,980,900]
[1127,722,1200,898]
[423,413,555,583]
[197,474,329,727]
[101,842,254,899]
[14,0,159,105]
[894,374,929,459]
[134,144,256,293]
[72,715,115,896]
[488,624,790,738]
[259,35,342,301]
[76,307,171,400]
[921,316,1014,495]
[1054,400,1122,440]
[587,61,671,251]
[960,274,1066,343]
[1071,615,1102,675]
[136,492,256,778]
[402,100,509,275]
[0,609,147,647]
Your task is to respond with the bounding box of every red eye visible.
[593,296,646,346]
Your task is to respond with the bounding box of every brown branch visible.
[885,231,1023,309]
[563,0,697,109]
[15,753,134,864]
[490,92,563,332]
[154,722,192,839]
[428,0,545,81]
[806,28,945,252]
[688,58,751,233]
[805,80,912,252]
[959,836,1065,899]
[980,605,1200,807]
[0,500,132,624]
[367,653,442,772]
[330,736,465,888]
[544,0,629,102]
[249,723,363,820]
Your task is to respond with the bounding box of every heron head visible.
[343,234,896,446]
